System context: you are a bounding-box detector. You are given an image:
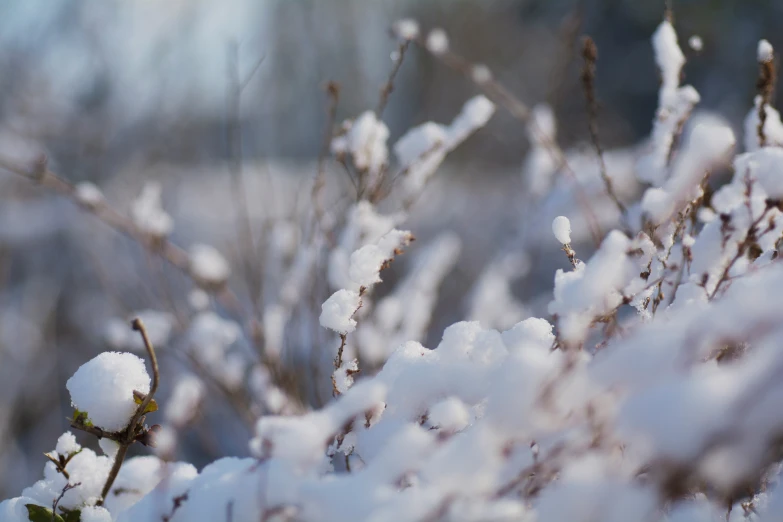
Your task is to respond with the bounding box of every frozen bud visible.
[552,216,572,245]
[759,39,774,63]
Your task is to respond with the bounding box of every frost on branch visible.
[188,243,231,288]
[394,95,495,199]
[130,181,173,239]
[637,20,701,187]
[66,351,151,431]
[320,289,361,334]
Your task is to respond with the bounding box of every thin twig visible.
[97,317,160,504]
[227,42,264,323]
[312,81,340,245]
[376,40,410,118]
[580,35,627,221]
[52,481,81,519]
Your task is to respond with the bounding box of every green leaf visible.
[25,504,64,522]
[72,409,92,428]
[132,392,158,413]
[143,399,158,414]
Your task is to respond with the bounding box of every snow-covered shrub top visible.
[65,352,151,432]
[6,14,783,522]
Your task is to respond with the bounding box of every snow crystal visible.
[758,39,774,62]
[80,506,112,522]
[66,351,151,431]
[393,19,419,40]
[54,431,80,456]
[74,181,104,208]
[426,28,449,54]
[131,181,173,238]
[552,215,572,244]
[189,243,231,286]
[320,289,361,334]
[688,35,703,52]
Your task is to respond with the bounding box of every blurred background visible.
[0,0,779,498]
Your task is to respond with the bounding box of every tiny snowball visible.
[81,506,113,522]
[758,39,774,62]
[55,432,81,456]
[66,351,151,431]
[471,64,493,84]
[393,19,419,41]
[74,182,104,208]
[320,289,361,334]
[131,181,173,239]
[390,50,400,62]
[189,243,231,286]
[426,28,449,54]
[552,216,572,244]
[688,35,703,52]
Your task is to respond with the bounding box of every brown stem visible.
[97,317,160,505]
[580,35,627,221]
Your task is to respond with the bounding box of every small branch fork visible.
[68,317,160,506]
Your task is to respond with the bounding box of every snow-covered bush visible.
[5,9,783,522]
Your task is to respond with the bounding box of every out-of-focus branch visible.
[408,31,604,246]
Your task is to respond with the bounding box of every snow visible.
[552,215,572,244]
[426,28,449,54]
[345,111,389,174]
[652,21,685,96]
[66,351,151,431]
[393,19,419,40]
[189,243,230,286]
[54,431,80,456]
[320,289,361,334]
[165,375,205,426]
[81,506,112,522]
[74,181,104,208]
[131,181,173,238]
[428,397,470,432]
[758,39,774,62]
[471,64,492,83]
[688,35,703,51]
